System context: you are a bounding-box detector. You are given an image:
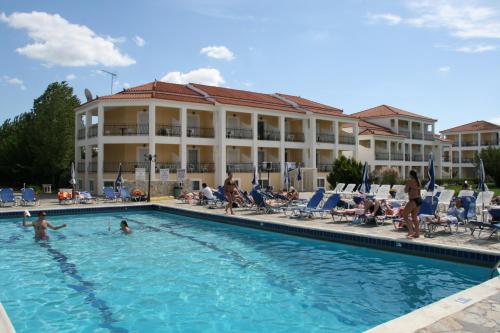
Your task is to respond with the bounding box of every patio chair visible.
[119,188,132,202]
[437,189,455,213]
[0,188,16,207]
[368,184,380,196]
[340,184,357,198]
[251,189,286,214]
[476,191,494,213]
[375,185,391,200]
[294,194,340,219]
[20,188,39,206]
[58,190,75,204]
[332,183,345,193]
[469,207,500,240]
[283,188,325,216]
[103,187,118,202]
[79,191,97,204]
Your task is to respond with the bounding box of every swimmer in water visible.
[22,211,67,240]
[120,220,132,234]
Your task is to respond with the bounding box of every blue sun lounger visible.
[21,187,39,206]
[251,189,286,214]
[294,194,340,218]
[103,187,118,202]
[283,189,325,216]
[0,188,16,207]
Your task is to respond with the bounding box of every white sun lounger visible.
[437,189,455,212]
[375,185,391,200]
[332,183,345,193]
[368,184,380,196]
[341,184,357,198]
[476,191,494,213]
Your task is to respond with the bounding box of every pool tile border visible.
[1,203,499,267]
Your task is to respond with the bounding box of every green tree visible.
[326,155,363,189]
[477,147,500,187]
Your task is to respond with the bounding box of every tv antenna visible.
[100,70,117,94]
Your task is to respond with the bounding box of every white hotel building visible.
[74,81,358,194]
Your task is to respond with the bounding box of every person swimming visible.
[120,220,132,234]
[22,211,67,240]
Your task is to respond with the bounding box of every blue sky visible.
[0,0,499,131]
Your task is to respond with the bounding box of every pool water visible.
[0,211,489,333]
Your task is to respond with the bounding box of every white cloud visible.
[367,13,402,25]
[0,11,135,67]
[66,73,76,81]
[454,44,497,53]
[161,68,225,86]
[1,75,26,90]
[133,35,145,47]
[200,45,235,61]
[438,66,451,72]
[491,117,500,125]
[123,82,130,89]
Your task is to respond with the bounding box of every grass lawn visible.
[445,184,500,197]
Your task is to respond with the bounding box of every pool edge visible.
[0,303,16,333]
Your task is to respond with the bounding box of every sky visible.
[0,0,499,131]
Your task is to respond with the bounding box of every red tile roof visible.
[358,120,404,138]
[92,81,350,117]
[440,120,500,133]
[351,105,436,121]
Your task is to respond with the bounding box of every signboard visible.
[176,169,186,183]
[135,168,146,181]
[159,169,170,182]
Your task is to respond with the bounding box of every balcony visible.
[226,163,254,173]
[412,154,423,162]
[424,133,434,141]
[339,134,355,145]
[375,152,390,160]
[411,132,423,140]
[187,127,214,138]
[317,133,335,144]
[156,125,181,137]
[391,152,404,161]
[461,157,474,164]
[481,140,499,146]
[104,161,149,172]
[405,154,411,161]
[77,128,86,140]
[317,164,333,172]
[258,130,280,141]
[442,156,450,162]
[461,141,478,147]
[88,162,97,173]
[285,132,305,142]
[226,128,252,139]
[187,163,215,173]
[398,129,411,138]
[258,163,281,172]
[155,161,180,172]
[103,124,149,136]
[452,141,460,147]
[77,161,85,172]
[452,157,459,163]
[88,125,97,138]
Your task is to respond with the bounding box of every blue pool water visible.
[0,211,490,332]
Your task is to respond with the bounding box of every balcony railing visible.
[452,157,459,163]
[405,154,411,161]
[156,125,181,137]
[317,133,335,143]
[481,140,499,146]
[258,163,281,172]
[258,130,280,141]
[391,152,404,161]
[461,141,478,147]
[104,161,149,172]
[77,161,85,172]
[442,156,450,162]
[103,124,149,136]
[77,128,86,140]
[226,128,253,139]
[88,125,97,138]
[339,135,355,145]
[187,127,214,138]
[412,154,423,162]
[424,133,434,141]
[226,163,254,173]
[187,163,215,173]
[375,152,390,160]
[155,162,180,172]
[88,162,97,173]
[285,132,305,142]
[317,164,333,172]
[452,141,460,147]
[412,132,423,140]
[398,129,411,138]
[461,157,474,164]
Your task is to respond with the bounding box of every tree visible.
[0,82,80,187]
[326,155,363,189]
[477,147,500,187]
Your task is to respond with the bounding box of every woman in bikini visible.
[224,172,236,215]
[403,170,422,238]
[22,211,67,240]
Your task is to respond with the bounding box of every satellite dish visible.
[84,88,93,102]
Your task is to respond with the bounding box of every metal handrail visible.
[226,128,253,139]
[103,124,149,136]
[187,127,214,138]
[156,125,181,137]
[317,133,335,143]
[258,130,280,141]
[285,132,305,142]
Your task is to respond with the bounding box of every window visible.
[104,181,114,188]
[316,177,326,189]
[191,179,201,191]
[258,179,269,188]
[89,180,94,193]
[390,119,395,127]
[78,179,83,190]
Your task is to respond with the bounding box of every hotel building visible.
[74,81,358,194]
[440,120,500,179]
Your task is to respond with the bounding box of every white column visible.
[84,144,90,191]
[216,107,227,185]
[279,115,286,187]
[334,120,339,160]
[180,107,187,170]
[388,140,392,161]
[96,104,104,195]
[477,132,481,148]
[310,117,317,168]
[148,102,156,180]
[353,121,359,160]
[421,122,425,140]
[74,112,79,181]
[252,112,258,170]
[85,111,92,140]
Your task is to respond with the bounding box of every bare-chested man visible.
[22,211,67,240]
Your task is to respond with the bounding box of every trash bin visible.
[173,186,182,198]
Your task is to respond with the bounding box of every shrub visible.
[379,167,399,186]
[477,147,500,187]
[326,156,363,189]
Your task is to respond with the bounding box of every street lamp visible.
[145,153,156,202]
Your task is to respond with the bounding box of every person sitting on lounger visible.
[364,198,384,216]
[423,198,465,225]
[22,211,67,240]
[179,190,197,204]
[120,220,132,234]
[286,187,299,201]
[199,183,215,203]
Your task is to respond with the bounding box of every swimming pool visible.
[0,210,490,332]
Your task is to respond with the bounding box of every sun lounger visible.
[469,207,500,240]
[0,188,16,207]
[368,184,380,196]
[251,189,286,214]
[118,188,131,202]
[476,191,494,213]
[294,194,340,219]
[458,190,475,198]
[437,189,455,213]
[20,188,39,206]
[283,189,325,216]
[58,190,75,204]
[103,187,118,202]
[79,191,97,204]
[375,185,391,200]
[332,183,345,193]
